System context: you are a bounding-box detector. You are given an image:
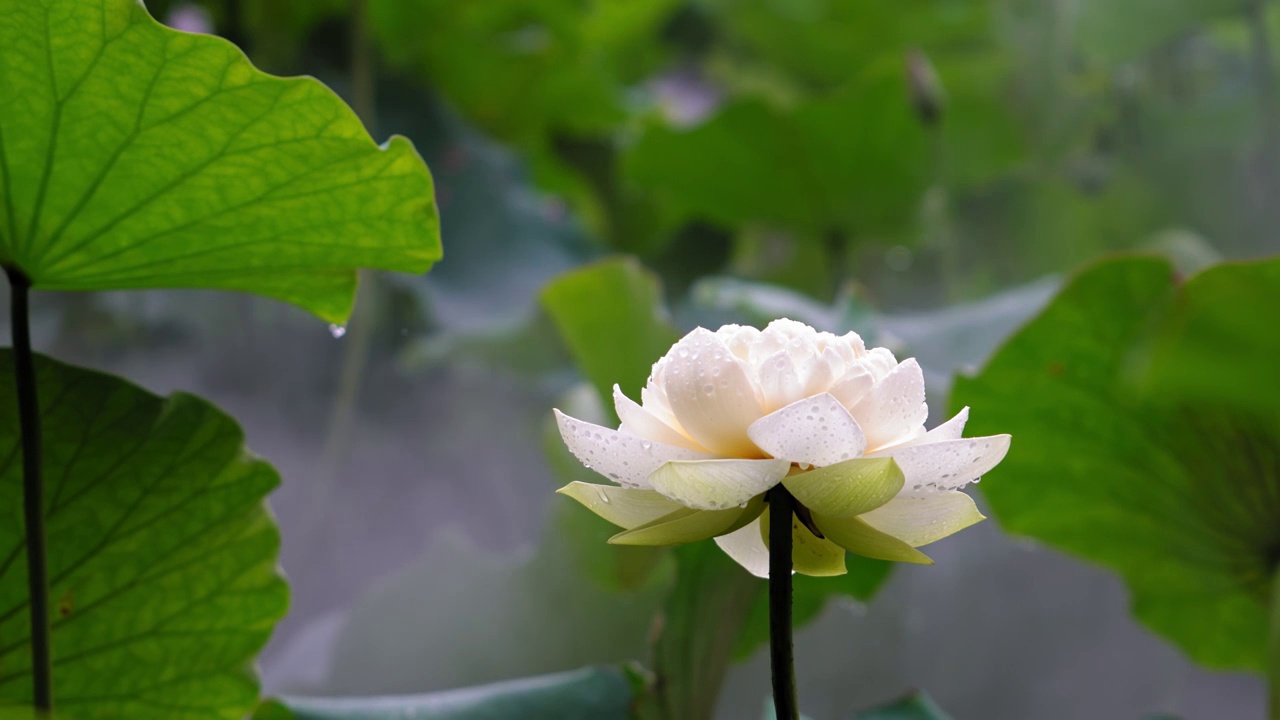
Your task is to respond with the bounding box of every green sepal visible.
[758,506,847,577]
[609,496,765,546]
[813,512,933,564]
[556,482,685,530]
[782,456,904,518]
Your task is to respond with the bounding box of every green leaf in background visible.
[1146,259,1280,419]
[853,691,954,720]
[702,0,990,91]
[368,0,679,145]
[732,555,892,660]
[541,257,680,412]
[282,666,632,720]
[626,76,930,238]
[0,0,441,323]
[254,699,298,720]
[0,352,288,718]
[952,255,1280,671]
[541,258,680,596]
[1075,0,1244,66]
[633,542,761,720]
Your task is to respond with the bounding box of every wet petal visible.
[608,500,761,546]
[877,407,970,453]
[869,434,1011,494]
[556,482,687,529]
[613,385,704,451]
[813,511,933,564]
[555,410,714,488]
[859,492,986,547]
[715,515,770,578]
[851,358,928,451]
[782,456,904,518]
[757,350,802,412]
[828,368,874,409]
[660,328,765,455]
[648,458,790,510]
[797,346,839,397]
[758,505,847,577]
[747,393,866,468]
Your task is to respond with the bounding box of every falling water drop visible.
[328,324,347,339]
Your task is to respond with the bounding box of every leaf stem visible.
[5,265,52,711]
[1269,563,1279,720]
[768,485,799,720]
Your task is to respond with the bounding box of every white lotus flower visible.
[555,318,1011,578]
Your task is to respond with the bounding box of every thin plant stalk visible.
[768,485,799,720]
[5,266,52,711]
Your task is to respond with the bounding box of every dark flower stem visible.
[5,266,52,711]
[768,485,799,720]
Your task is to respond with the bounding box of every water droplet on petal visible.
[328,324,347,338]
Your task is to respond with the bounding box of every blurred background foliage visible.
[16,0,1280,716]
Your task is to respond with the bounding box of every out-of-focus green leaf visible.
[854,691,954,719]
[1075,0,1243,66]
[282,667,632,720]
[1146,259,1280,419]
[368,0,678,146]
[0,353,288,718]
[702,0,990,91]
[733,554,892,661]
[955,173,1171,285]
[633,542,761,720]
[630,41,1025,242]
[0,0,440,323]
[626,73,930,237]
[952,255,1280,672]
[541,257,680,411]
[254,699,298,720]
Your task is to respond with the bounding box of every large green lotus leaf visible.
[1146,259,1280,419]
[0,0,440,323]
[952,256,1279,671]
[541,257,680,413]
[282,667,632,720]
[0,352,288,717]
